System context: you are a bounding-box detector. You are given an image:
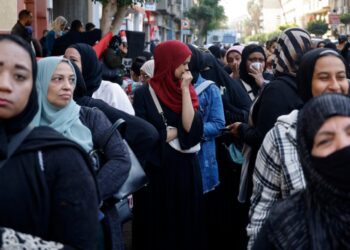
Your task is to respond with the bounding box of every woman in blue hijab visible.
[35,57,93,152]
[35,56,131,250]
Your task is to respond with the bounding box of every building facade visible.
[259,0,350,37]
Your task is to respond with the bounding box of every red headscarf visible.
[150,40,199,113]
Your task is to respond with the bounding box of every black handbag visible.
[93,118,148,223]
[115,198,133,224]
[113,137,149,200]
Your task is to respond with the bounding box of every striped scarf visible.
[275,28,312,77]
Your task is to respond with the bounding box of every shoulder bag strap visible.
[0,126,33,169]
[99,118,127,152]
[148,85,168,127]
[195,80,214,96]
[240,80,255,101]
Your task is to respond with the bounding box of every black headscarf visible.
[298,93,350,249]
[201,52,252,123]
[68,43,103,97]
[70,20,83,32]
[297,48,349,103]
[239,44,267,95]
[71,60,88,100]
[208,45,221,59]
[0,35,38,159]
[187,44,205,83]
[266,94,350,249]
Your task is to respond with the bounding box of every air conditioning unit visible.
[47,0,53,9]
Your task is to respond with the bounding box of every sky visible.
[220,0,248,23]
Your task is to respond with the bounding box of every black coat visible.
[239,75,303,149]
[0,126,99,249]
[77,96,159,167]
[79,106,131,250]
[133,85,205,250]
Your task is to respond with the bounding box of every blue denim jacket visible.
[194,75,225,193]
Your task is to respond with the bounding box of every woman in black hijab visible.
[238,44,273,100]
[208,45,224,66]
[66,43,159,168]
[0,35,98,249]
[248,48,350,247]
[201,51,252,124]
[253,93,350,249]
[190,46,254,249]
[67,43,103,96]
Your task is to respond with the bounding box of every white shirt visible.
[92,80,135,115]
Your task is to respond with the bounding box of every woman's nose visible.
[62,79,72,89]
[0,72,13,92]
[328,78,341,92]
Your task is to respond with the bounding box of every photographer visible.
[101,31,128,85]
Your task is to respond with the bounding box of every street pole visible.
[180,0,183,42]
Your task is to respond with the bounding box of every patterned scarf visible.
[274,28,312,77]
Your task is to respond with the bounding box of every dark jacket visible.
[79,106,131,250]
[79,106,130,200]
[77,97,159,167]
[0,126,99,250]
[238,75,303,202]
[239,75,303,149]
[11,21,31,43]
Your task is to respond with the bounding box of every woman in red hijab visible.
[133,40,205,250]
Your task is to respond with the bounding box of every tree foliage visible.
[185,0,226,45]
[306,20,328,37]
[340,13,350,25]
[245,30,280,45]
[278,23,298,31]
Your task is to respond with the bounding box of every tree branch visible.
[110,4,129,34]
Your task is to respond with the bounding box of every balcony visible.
[157,0,169,14]
[170,3,181,18]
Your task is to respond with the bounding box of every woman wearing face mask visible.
[247,48,350,248]
[228,28,312,205]
[238,44,273,101]
[133,40,205,250]
[253,93,350,249]
[0,35,98,249]
[35,57,131,250]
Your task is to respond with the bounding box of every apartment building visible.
[259,0,350,36]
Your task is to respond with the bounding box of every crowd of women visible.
[1,25,350,250]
